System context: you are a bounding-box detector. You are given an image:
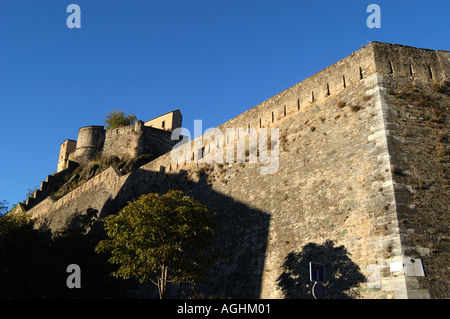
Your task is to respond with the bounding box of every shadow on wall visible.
[277,240,366,299]
[99,168,271,299]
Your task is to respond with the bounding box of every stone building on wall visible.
[144,109,182,132]
[57,139,77,172]
[57,109,183,172]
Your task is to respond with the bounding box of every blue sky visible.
[1,0,449,210]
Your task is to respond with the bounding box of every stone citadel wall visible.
[21,120,179,211]
[22,42,449,299]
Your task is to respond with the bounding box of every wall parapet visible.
[165,42,450,171]
[26,166,127,220]
[215,42,448,137]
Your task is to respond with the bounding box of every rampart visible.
[21,42,449,299]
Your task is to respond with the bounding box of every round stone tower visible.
[73,126,105,164]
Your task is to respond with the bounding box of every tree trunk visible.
[157,265,167,299]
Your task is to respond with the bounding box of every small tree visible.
[0,200,8,216]
[0,211,50,298]
[96,190,224,299]
[104,110,137,130]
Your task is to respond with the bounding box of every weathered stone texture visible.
[381,74,450,299]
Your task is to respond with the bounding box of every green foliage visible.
[119,153,155,173]
[0,209,133,298]
[0,200,8,215]
[0,212,50,298]
[105,110,137,130]
[44,208,135,298]
[0,211,33,238]
[96,190,225,298]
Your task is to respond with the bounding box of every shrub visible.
[350,104,361,112]
[336,100,346,108]
[105,110,137,130]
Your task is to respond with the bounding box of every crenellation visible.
[56,110,182,173]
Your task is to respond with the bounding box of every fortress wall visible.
[101,122,181,162]
[212,42,447,139]
[135,43,448,298]
[147,44,378,169]
[152,43,447,170]
[142,126,181,157]
[28,75,387,297]
[73,126,106,164]
[102,125,142,160]
[25,125,181,216]
[29,166,129,229]
[215,43,377,135]
[379,74,450,299]
[370,44,450,298]
[22,43,448,298]
[35,181,118,232]
[23,168,77,210]
[132,45,388,298]
[372,42,447,82]
[136,71,395,298]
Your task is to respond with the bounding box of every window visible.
[161,120,165,128]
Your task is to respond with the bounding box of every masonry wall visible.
[141,125,181,158]
[379,73,450,299]
[369,43,450,298]
[73,126,105,164]
[145,73,399,298]
[214,44,376,134]
[85,122,179,162]
[30,166,125,226]
[57,140,77,172]
[24,42,449,299]
[102,124,143,160]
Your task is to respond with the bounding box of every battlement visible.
[163,42,449,170]
[22,111,183,211]
[215,42,448,135]
[56,110,183,172]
